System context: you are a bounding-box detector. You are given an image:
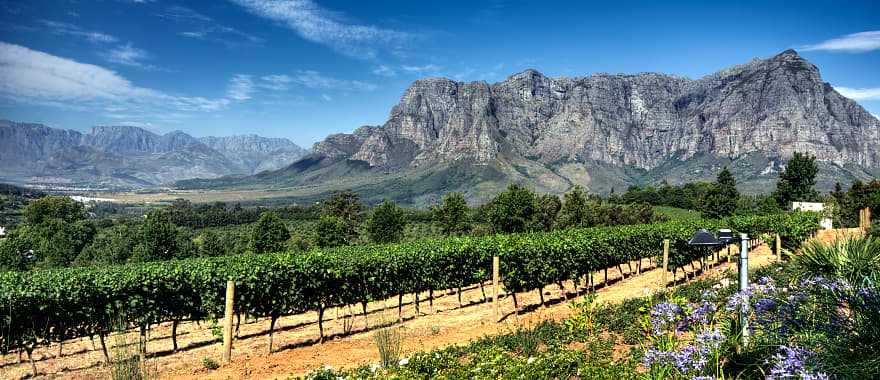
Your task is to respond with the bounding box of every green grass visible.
[653,205,702,221]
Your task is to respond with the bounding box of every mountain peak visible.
[774,48,800,58]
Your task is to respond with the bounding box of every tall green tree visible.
[773,152,819,208]
[250,211,290,254]
[315,215,349,248]
[702,167,739,218]
[74,222,139,265]
[7,196,95,269]
[133,210,179,262]
[534,194,561,231]
[557,186,590,229]
[488,184,536,233]
[323,190,364,242]
[23,196,86,225]
[432,192,471,236]
[365,200,407,244]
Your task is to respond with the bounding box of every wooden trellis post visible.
[223,280,235,363]
[775,233,782,261]
[492,255,500,320]
[661,239,670,288]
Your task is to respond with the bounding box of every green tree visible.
[250,212,290,254]
[432,192,471,236]
[557,186,590,228]
[198,229,228,257]
[315,215,349,248]
[323,190,364,242]
[23,196,86,225]
[0,231,29,271]
[773,152,819,208]
[487,184,536,233]
[74,223,139,265]
[534,194,561,231]
[133,210,179,262]
[702,167,739,218]
[365,200,407,244]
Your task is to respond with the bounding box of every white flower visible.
[369,363,381,372]
[527,357,536,364]
[399,358,410,366]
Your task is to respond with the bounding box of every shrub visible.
[202,357,220,370]
[794,236,880,286]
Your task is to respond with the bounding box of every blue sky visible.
[1,0,878,148]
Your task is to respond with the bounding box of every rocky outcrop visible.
[314,50,880,172]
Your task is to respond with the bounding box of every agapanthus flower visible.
[766,345,829,380]
[650,302,683,335]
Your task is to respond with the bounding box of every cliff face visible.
[318,50,880,172]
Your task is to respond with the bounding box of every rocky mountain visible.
[0,121,307,189]
[182,50,879,205]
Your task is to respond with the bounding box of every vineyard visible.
[0,212,819,367]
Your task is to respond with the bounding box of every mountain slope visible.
[0,121,308,189]
[187,50,879,205]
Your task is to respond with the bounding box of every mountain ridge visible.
[182,50,879,205]
[0,121,308,189]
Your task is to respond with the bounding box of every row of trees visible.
[614,152,823,218]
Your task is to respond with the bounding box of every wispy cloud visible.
[372,64,397,77]
[157,5,263,45]
[401,64,443,74]
[226,74,254,101]
[0,42,250,117]
[101,43,155,69]
[321,94,332,101]
[835,86,880,100]
[229,0,415,59]
[802,31,880,52]
[259,74,293,90]
[289,70,377,91]
[39,20,117,44]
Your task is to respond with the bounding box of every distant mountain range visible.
[179,50,880,206]
[0,121,307,189]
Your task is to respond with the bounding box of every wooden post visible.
[775,233,782,261]
[492,255,500,320]
[866,208,872,229]
[661,239,670,288]
[223,280,235,363]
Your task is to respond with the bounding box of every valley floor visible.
[1,229,859,380]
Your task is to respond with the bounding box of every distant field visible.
[653,205,702,221]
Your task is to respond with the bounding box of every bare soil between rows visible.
[1,229,859,380]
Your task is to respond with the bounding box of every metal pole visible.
[739,234,749,347]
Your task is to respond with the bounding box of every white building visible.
[792,202,833,230]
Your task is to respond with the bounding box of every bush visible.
[794,236,880,285]
[202,357,220,370]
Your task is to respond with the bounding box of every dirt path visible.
[0,239,786,380]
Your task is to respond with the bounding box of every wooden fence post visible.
[492,255,500,320]
[661,239,670,288]
[775,233,782,261]
[223,280,235,363]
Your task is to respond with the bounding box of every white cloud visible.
[229,0,413,59]
[0,42,250,116]
[835,86,880,100]
[260,74,293,90]
[39,20,117,44]
[872,113,880,120]
[226,74,254,101]
[101,43,153,68]
[372,64,396,77]
[289,70,377,91]
[802,31,880,53]
[158,5,263,45]
[321,94,332,101]
[401,64,443,74]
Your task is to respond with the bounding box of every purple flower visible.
[650,302,683,335]
[766,346,828,380]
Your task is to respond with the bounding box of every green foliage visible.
[701,167,739,219]
[557,185,590,229]
[773,152,820,207]
[432,192,471,236]
[250,212,290,254]
[75,223,139,266]
[794,236,880,286]
[315,215,350,248]
[202,357,220,370]
[133,210,180,262]
[533,194,561,231]
[374,319,402,367]
[0,212,819,357]
[23,195,86,225]
[612,182,714,210]
[834,180,880,227]
[487,184,536,233]
[323,190,364,241]
[365,201,407,244]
